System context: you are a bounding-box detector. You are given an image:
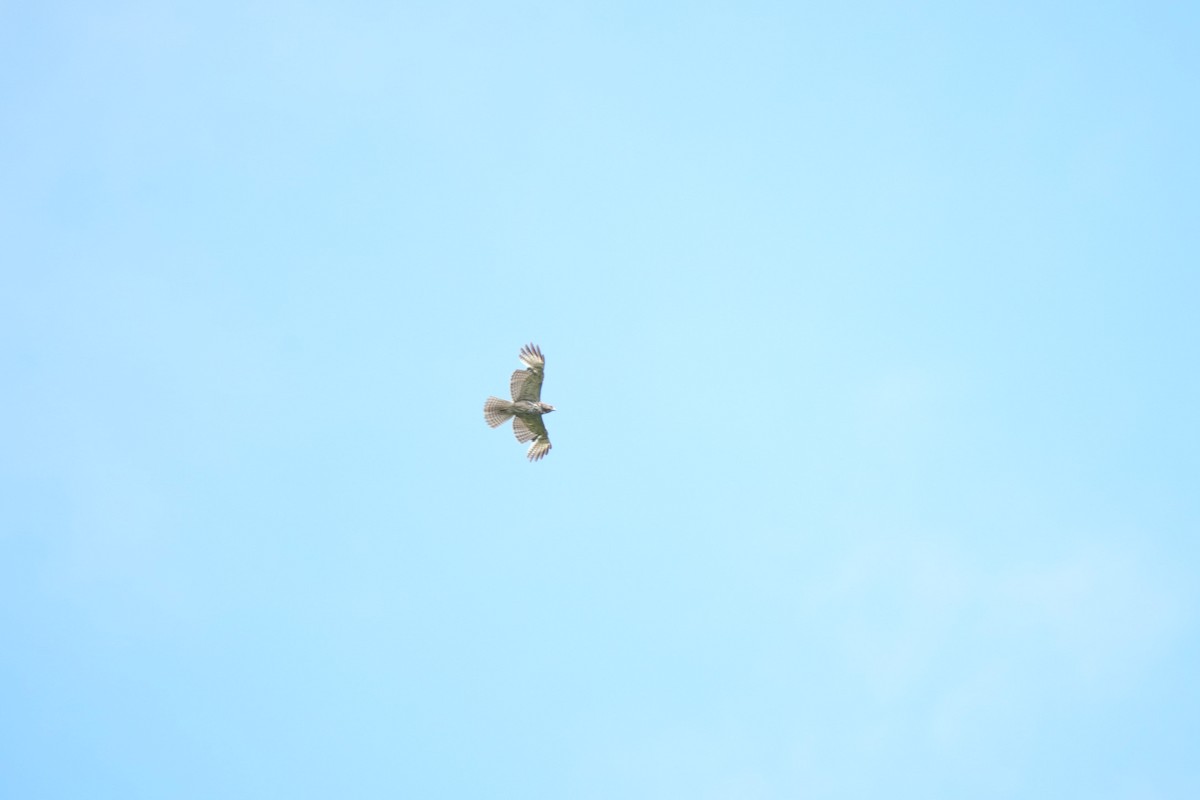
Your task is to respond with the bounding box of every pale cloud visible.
[997,543,1189,686]
[852,366,946,452]
[810,536,1193,746]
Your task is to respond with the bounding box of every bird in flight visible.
[484,343,555,461]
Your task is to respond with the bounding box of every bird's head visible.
[540,403,556,414]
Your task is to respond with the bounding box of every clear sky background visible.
[2,2,1198,797]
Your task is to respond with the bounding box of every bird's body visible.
[511,400,552,415]
[484,343,555,461]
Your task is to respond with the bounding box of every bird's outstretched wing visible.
[512,414,552,462]
[509,343,545,402]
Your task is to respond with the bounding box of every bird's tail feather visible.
[484,397,515,428]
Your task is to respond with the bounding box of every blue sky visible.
[2,1,1198,797]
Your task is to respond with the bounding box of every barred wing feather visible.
[512,414,551,461]
[509,343,545,401]
[526,436,551,462]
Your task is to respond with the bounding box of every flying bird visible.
[484,343,555,461]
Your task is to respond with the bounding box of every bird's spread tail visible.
[484,396,514,428]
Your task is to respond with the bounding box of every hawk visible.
[484,343,555,461]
